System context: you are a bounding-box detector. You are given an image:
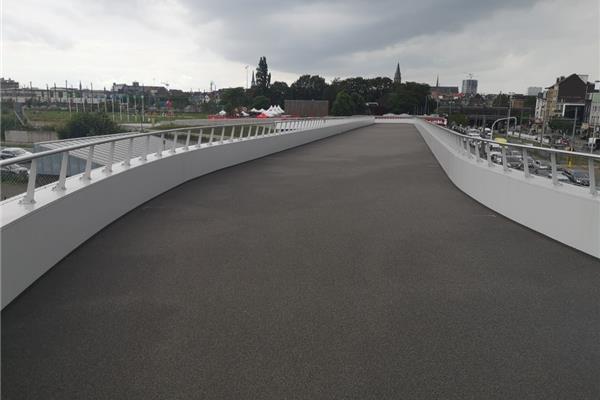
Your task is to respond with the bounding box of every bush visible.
[58,112,121,139]
[252,95,270,110]
[331,91,354,116]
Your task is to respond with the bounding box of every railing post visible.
[83,145,95,179]
[240,125,245,140]
[475,141,481,162]
[261,125,266,136]
[171,133,178,154]
[124,137,134,166]
[197,129,203,146]
[104,141,116,172]
[209,128,215,144]
[230,125,236,141]
[141,135,149,161]
[486,144,492,167]
[156,134,164,157]
[501,146,508,172]
[589,159,597,195]
[185,130,191,150]
[551,152,558,185]
[254,125,260,137]
[20,158,37,204]
[54,151,69,191]
[522,148,530,177]
[220,126,225,143]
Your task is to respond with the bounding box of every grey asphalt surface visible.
[2,124,600,399]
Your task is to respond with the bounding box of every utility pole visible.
[571,107,578,143]
[66,80,71,115]
[507,92,513,136]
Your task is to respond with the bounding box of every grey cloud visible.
[179,0,541,76]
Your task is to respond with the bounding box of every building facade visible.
[461,79,478,95]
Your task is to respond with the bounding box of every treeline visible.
[218,57,435,116]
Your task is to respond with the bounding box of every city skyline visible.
[3,0,599,94]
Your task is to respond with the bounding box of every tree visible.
[386,82,431,114]
[220,87,250,109]
[493,94,510,107]
[269,81,290,106]
[548,117,572,134]
[58,112,120,139]
[290,75,328,100]
[350,92,367,114]
[252,95,270,110]
[331,91,354,116]
[255,56,271,96]
[447,113,468,126]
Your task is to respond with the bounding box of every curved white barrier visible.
[413,119,600,259]
[1,118,374,308]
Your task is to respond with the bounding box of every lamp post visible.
[491,117,517,141]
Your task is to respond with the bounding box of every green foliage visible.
[220,87,250,109]
[252,95,270,110]
[255,56,271,96]
[447,113,468,126]
[493,94,510,107]
[386,82,431,114]
[269,81,290,106]
[350,93,367,114]
[548,118,572,133]
[57,112,121,139]
[331,91,355,116]
[290,75,327,100]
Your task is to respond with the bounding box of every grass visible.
[24,109,209,130]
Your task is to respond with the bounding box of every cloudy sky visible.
[3,0,599,93]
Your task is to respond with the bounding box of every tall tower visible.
[251,71,256,87]
[436,75,439,87]
[394,63,401,84]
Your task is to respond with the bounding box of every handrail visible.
[0,117,369,205]
[0,117,329,167]
[418,119,599,196]
[426,120,600,161]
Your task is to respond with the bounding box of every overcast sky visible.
[3,0,599,93]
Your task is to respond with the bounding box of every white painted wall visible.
[0,118,374,308]
[412,119,600,259]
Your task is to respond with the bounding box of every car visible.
[534,169,552,178]
[562,169,590,186]
[0,147,33,161]
[532,159,551,170]
[557,172,572,184]
[0,164,29,182]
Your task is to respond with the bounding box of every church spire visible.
[436,74,439,87]
[251,71,256,87]
[394,62,401,83]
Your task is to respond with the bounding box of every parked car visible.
[0,147,33,160]
[562,169,590,186]
[0,164,29,182]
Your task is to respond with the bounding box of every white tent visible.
[218,110,227,116]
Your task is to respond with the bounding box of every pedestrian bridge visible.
[2,118,599,399]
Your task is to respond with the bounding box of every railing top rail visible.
[0,117,342,168]
[419,119,600,161]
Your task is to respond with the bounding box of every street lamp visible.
[491,117,517,141]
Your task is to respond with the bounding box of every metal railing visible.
[0,117,336,204]
[420,120,599,196]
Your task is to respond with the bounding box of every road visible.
[2,123,599,399]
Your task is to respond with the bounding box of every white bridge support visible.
[0,117,374,308]
[411,119,600,259]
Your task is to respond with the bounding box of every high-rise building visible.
[461,79,478,95]
[527,87,542,96]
